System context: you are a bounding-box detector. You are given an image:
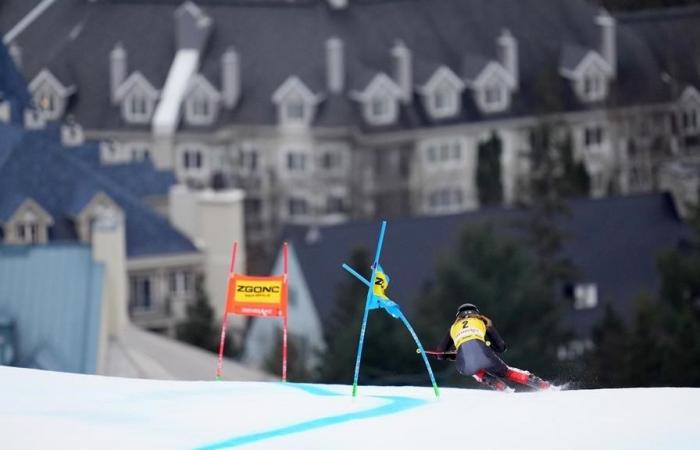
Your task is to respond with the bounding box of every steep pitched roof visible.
[0,123,196,258]
[67,145,177,200]
[283,193,689,338]
[617,6,700,94]
[6,0,687,131]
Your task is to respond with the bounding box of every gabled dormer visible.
[463,56,514,114]
[72,191,122,243]
[678,86,700,134]
[560,45,612,103]
[1,198,53,245]
[114,72,159,125]
[271,76,322,128]
[28,69,76,121]
[417,65,465,119]
[184,74,221,126]
[350,72,403,126]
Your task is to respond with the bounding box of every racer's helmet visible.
[456,303,479,317]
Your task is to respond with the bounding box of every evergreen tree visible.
[523,123,583,286]
[414,224,570,382]
[477,132,503,206]
[263,329,315,382]
[583,304,631,387]
[177,275,235,356]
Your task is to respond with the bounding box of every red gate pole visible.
[216,241,238,380]
[282,242,289,382]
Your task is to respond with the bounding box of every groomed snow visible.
[1,366,698,449]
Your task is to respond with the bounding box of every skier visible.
[434,303,552,392]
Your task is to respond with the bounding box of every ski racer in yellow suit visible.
[436,303,552,392]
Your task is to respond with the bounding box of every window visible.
[183,149,203,170]
[286,152,306,172]
[288,198,308,216]
[428,189,463,209]
[15,222,39,244]
[371,97,388,117]
[425,139,463,165]
[682,108,699,133]
[129,95,147,116]
[320,149,344,171]
[366,95,396,125]
[168,271,193,295]
[485,86,502,105]
[581,73,606,102]
[37,92,57,115]
[479,83,509,113]
[326,195,346,214]
[431,87,457,117]
[241,149,258,171]
[129,276,152,310]
[193,97,209,117]
[573,283,598,310]
[130,146,150,161]
[285,101,305,121]
[584,126,605,149]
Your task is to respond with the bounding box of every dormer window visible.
[272,76,321,128]
[28,69,74,121]
[464,59,513,114]
[419,66,464,119]
[74,192,121,242]
[4,198,53,245]
[351,73,402,126]
[184,75,220,126]
[560,46,611,104]
[114,72,159,125]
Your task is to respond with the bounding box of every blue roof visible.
[0,41,29,124]
[67,145,177,199]
[283,193,690,338]
[0,244,104,373]
[0,123,197,258]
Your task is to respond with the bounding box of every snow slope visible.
[1,366,698,450]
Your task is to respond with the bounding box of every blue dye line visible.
[195,383,427,449]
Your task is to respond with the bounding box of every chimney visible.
[596,11,616,78]
[327,0,348,9]
[91,211,129,335]
[110,43,127,104]
[391,40,412,103]
[221,48,240,108]
[497,29,518,89]
[326,37,344,94]
[8,42,21,69]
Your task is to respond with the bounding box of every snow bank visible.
[1,366,697,449]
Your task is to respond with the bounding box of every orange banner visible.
[225,274,287,317]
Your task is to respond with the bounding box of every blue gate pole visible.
[398,312,440,398]
[351,220,387,397]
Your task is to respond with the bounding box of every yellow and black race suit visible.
[437,314,509,377]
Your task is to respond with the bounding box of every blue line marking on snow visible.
[195,383,427,449]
